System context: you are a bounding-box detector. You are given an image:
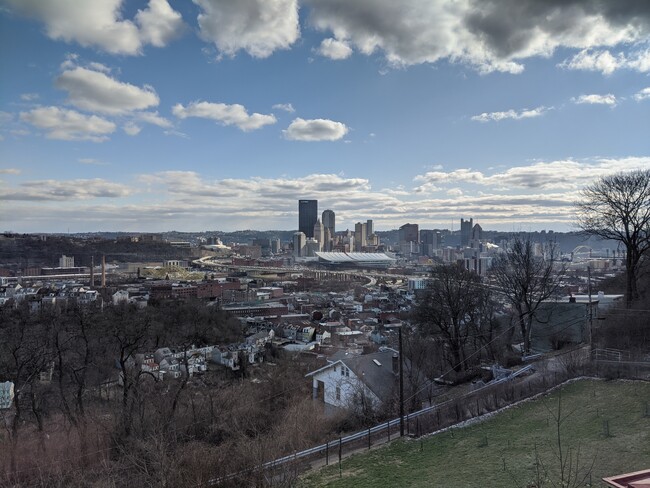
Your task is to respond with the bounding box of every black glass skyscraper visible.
[299,199,318,238]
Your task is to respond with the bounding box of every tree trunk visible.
[519,314,529,355]
[626,249,635,308]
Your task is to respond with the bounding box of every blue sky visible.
[1,0,649,233]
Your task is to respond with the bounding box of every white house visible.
[0,381,14,409]
[113,290,130,305]
[306,351,401,411]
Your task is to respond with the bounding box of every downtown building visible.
[298,200,318,238]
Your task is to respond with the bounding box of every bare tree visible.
[576,169,650,307]
[414,264,493,372]
[490,237,564,355]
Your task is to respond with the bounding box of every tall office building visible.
[293,232,306,257]
[420,230,442,256]
[354,222,367,252]
[398,223,419,244]
[299,200,318,238]
[366,219,373,237]
[313,219,324,251]
[322,209,335,236]
[470,223,483,249]
[323,227,332,251]
[460,218,473,247]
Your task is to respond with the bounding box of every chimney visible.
[89,256,94,287]
[101,255,106,288]
[392,353,399,374]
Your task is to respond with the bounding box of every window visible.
[340,366,344,376]
[336,386,341,400]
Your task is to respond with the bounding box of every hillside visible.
[302,379,650,487]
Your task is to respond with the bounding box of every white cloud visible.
[20,106,116,142]
[272,103,295,113]
[135,0,185,48]
[20,93,39,101]
[5,159,650,232]
[560,49,622,75]
[571,94,617,106]
[0,178,132,201]
[55,66,159,115]
[317,38,353,60]
[634,87,650,102]
[172,101,276,131]
[283,117,349,141]
[3,0,184,55]
[560,48,650,75]
[0,168,21,175]
[140,171,371,198]
[471,106,549,123]
[87,62,111,73]
[193,0,299,58]
[413,158,650,192]
[306,0,650,73]
[136,111,173,128]
[123,122,141,136]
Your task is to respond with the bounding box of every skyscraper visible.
[293,232,306,257]
[460,218,473,247]
[322,209,335,236]
[299,200,318,238]
[398,223,419,244]
[420,229,442,256]
[354,222,367,252]
[313,219,324,251]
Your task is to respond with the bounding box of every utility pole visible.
[399,326,405,437]
[587,266,594,354]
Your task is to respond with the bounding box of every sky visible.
[1,0,649,234]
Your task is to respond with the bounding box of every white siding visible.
[311,363,380,409]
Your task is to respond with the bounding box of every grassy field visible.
[301,379,650,488]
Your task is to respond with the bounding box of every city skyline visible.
[1,1,650,233]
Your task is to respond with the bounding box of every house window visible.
[340,366,344,376]
[336,386,341,400]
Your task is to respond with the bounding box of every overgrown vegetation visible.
[0,300,344,487]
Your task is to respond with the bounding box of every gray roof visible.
[315,252,396,263]
[341,351,399,402]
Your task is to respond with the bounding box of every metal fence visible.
[207,361,588,486]
[206,345,650,486]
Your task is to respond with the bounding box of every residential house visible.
[306,350,403,412]
[159,357,182,379]
[211,346,241,371]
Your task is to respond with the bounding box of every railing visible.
[207,363,547,485]
[592,348,626,361]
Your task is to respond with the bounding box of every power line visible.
[403,314,588,405]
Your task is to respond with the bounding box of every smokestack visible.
[392,353,399,374]
[101,255,106,288]
[89,256,94,287]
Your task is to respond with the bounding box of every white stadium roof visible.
[315,252,396,263]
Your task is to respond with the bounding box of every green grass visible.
[301,379,650,488]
